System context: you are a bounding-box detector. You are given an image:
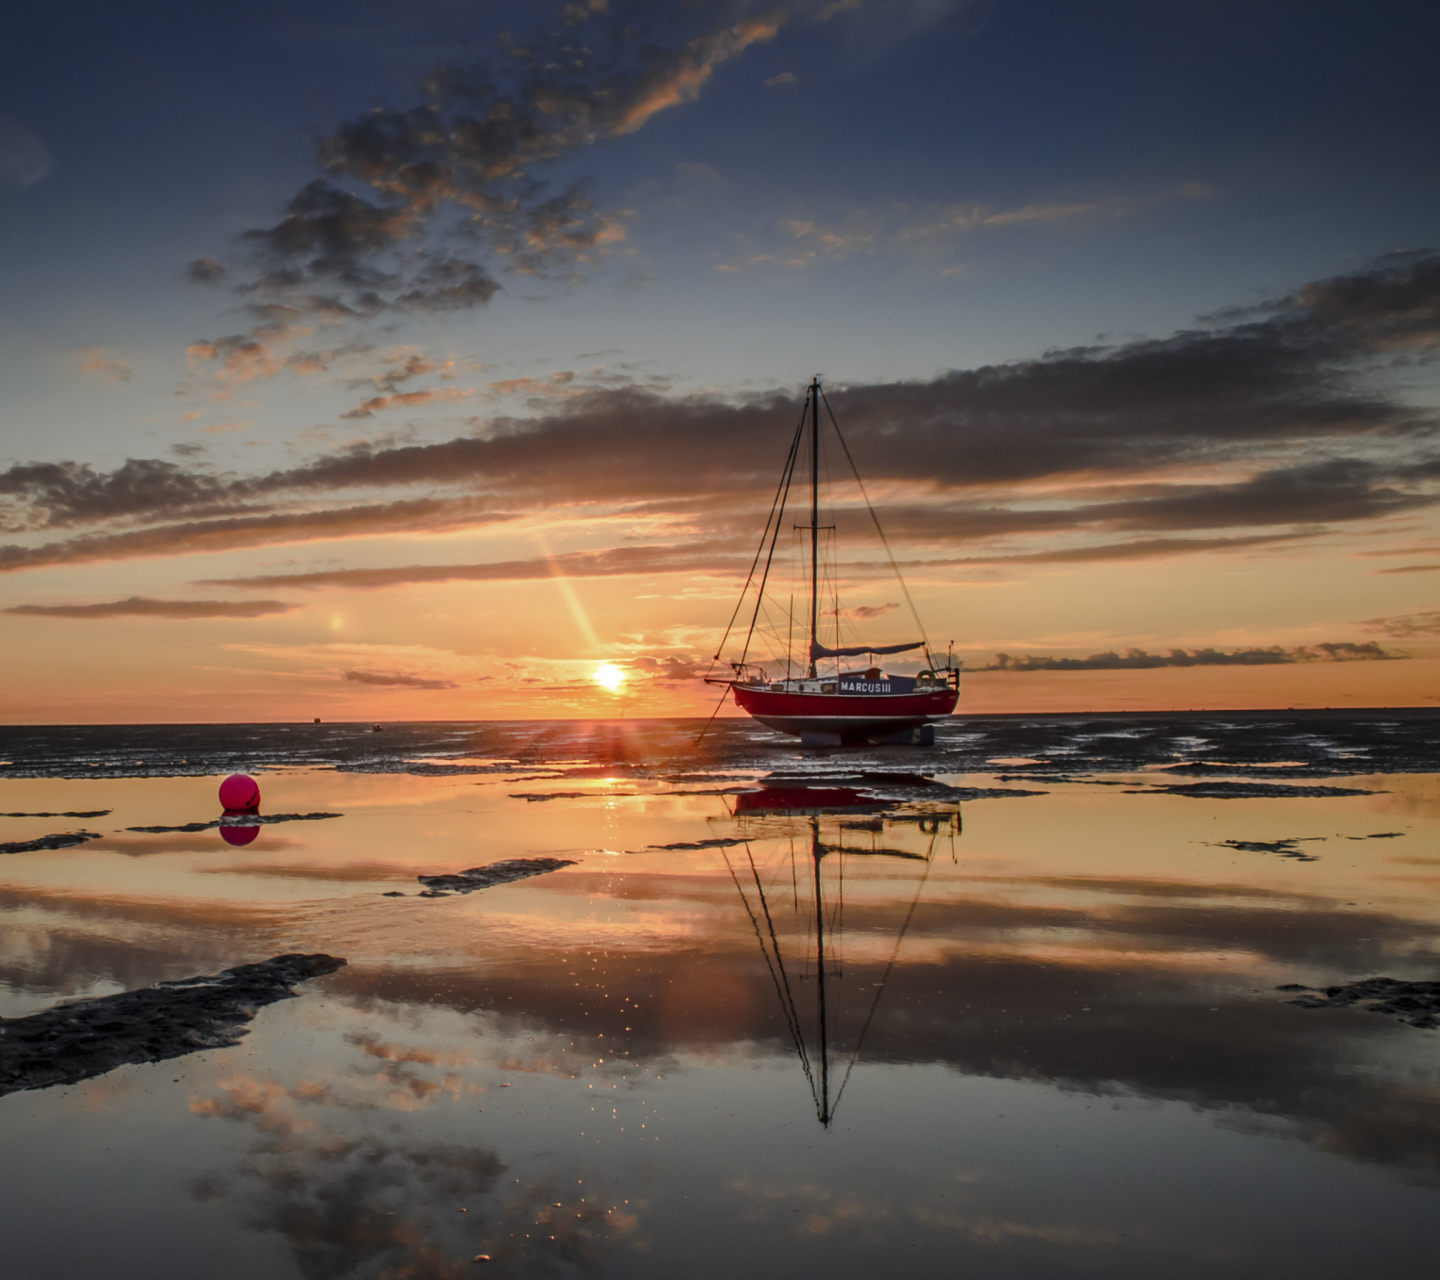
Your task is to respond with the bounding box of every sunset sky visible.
[2,0,1437,722]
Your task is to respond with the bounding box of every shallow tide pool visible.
[2,717,1438,1279]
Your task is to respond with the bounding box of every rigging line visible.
[707,401,808,673]
[819,388,934,664]
[750,846,817,1087]
[693,679,736,746]
[737,406,806,669]
[724,847,816,1100]
[724,848,811,1078]
[829,836,939,1117]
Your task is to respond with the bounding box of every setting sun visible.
[593,662,627,693]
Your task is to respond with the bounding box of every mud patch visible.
[124,812,342,833]
[1129,782,1381,799]
[0,810,111,818]
[416,857,578,897]
[1213,838,1324,861]
[1,831,103,854]
[507,792,623,803]
[0,953,346,1096]
[1279,977,1440,1029]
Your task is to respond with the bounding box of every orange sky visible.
[2,514,1435,722]
[2,1,1438,722]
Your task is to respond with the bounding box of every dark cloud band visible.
[978,643,1399,672]
[4,596,296,620]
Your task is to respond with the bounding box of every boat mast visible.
[808,377,820,678]
[812,815,830,1125]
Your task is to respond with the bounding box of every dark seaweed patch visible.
[994,775,1127,785]
[124,812,342,833]
[0,810,111,818]
[1128,782,1381,799]
[1279,977,1440,1029]
[0,831,103,854]
[1213,838,1324,861]
[416,857,578,897]
[507,792,615,803]
[0,954,346,1096]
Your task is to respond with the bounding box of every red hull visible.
[732,684,957,743]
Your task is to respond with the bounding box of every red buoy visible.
[218,773,260,811]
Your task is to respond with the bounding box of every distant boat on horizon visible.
[705,378,959,746]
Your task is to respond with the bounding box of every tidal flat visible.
[1,713,1438,1279]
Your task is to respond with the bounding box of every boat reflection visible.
[725,798,957,1126]
[733,785,888,816]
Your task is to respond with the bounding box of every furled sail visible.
[809,639,925,660]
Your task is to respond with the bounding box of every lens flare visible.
[593,662,626,692]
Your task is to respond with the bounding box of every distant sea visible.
[2,707,1437,779]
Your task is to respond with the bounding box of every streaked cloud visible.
[341,387,475,420]
[0,115,52,188]
[979,642,1399,672]
[1361,609,1440,638]
[182,257,226,285]
[342,669,459,689]
[486,372,579,398]
[4,596,296,620]
[935,532,1321,566]
[0,498,507,574]
[725,182,1216,271]
[201,542,743,592]
[183,318,344,391]
[74,347,132,386]
[0,457,233,528]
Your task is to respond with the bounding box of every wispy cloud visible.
[724,182,1215,271]
[486,372,579,399]
[191,2,832,319]
[978,642,1399,672]
[1361,609,1440,637]
[74,347,132,385]
[934,532,1322,566]
[4,596,296,620]
[182,257,227,285]
[0,499,508,574]
[0,115,52,188]
[182,317,353,395]
[201,542,743,592]
[341,387,475,420]
[342,669,458,689]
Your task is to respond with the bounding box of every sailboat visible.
[706,378,959,745]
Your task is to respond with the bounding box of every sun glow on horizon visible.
[593,661,627,693]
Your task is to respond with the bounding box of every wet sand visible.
[1,715,1438,1279]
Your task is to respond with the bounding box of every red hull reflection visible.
[734,786,886,815]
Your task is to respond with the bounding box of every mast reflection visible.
[725,788,958,1126]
